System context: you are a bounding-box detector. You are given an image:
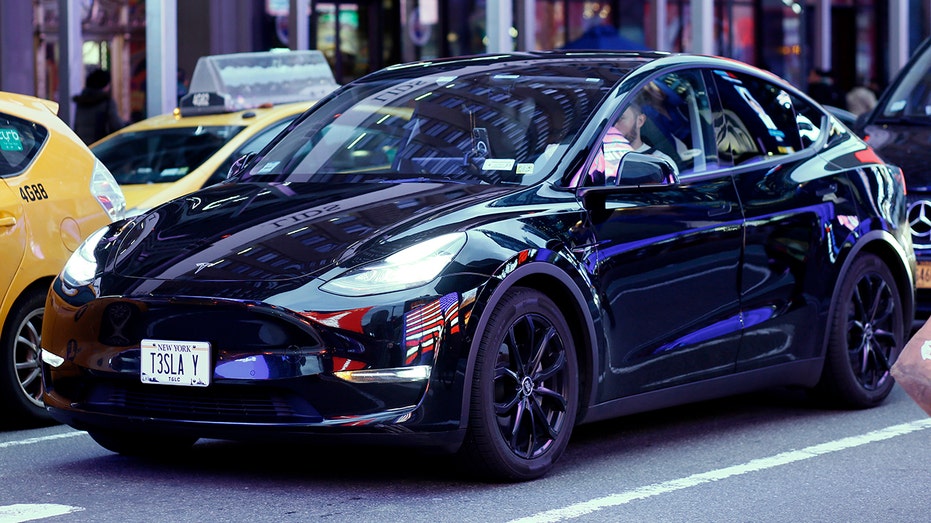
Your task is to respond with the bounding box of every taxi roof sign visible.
[179,50,338,116]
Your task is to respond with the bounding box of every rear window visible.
[0,112,49,177]
[92,125,244,185]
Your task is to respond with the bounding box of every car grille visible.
[84,382,323,423]
[98,299,324,355]
[908,199,931,248]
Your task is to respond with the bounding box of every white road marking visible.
[0,504,84,522]
[0,431,85,449]
[0,433,89,522]
[512,418,931,523]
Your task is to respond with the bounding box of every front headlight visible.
[321,232,467,296]
[61,226,108,288]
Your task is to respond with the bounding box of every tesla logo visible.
[907,200,931,247]
[194,260,222,274]
[106,303,133,346]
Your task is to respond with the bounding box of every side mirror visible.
[617,152,676,185]
[227,152,256,180]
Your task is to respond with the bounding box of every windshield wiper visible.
[368,176,471,184]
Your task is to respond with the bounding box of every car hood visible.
[109,181,512,284]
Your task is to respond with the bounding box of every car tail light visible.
[90,159,126,221]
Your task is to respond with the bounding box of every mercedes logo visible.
[907,200,931,247]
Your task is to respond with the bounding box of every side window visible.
[637,70,718,177]
[583,68,718,185]
[0,113,48,177]
[791,95,826,149]
[710,70,803,166]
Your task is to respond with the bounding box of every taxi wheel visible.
[818,253,904,408]
[0,287,53,427]
[461,287,578,482]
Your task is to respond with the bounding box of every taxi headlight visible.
[61,227,107,288]
[90,160,126,221]
[320,233,466,296]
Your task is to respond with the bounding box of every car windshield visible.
[245,59,632,186]
[880,43,931,120]
[93,125,244,185]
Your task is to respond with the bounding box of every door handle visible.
[708,202,733,217]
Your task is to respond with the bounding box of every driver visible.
[588,97,679,185]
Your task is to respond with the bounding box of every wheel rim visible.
[846,271,898,391]
[493,312,570,460]
[13,308,44,408]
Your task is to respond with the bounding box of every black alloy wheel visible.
[820,253,904,408]
[462,286,578,481]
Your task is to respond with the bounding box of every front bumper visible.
[41,289,470,448]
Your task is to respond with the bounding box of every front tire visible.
[0,287,52,426]
[818,253,904,408]
[461,287,578,481]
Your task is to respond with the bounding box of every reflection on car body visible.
[42,51,915,480]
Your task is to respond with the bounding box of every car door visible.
[579,68,744,400]
[708,68,854,371]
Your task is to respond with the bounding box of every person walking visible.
[72,68,125,144]
[846,79,878,116]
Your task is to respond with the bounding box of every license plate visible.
[918,263,931,289]
[140,339,211,387]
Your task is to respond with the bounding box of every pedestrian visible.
[72,68,126,144]
[846,78,878,116]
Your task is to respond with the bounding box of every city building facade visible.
[0,0,928,128]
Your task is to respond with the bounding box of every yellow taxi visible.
[0,91,125,425]
[91,50,338,213]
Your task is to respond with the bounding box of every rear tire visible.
[0,287,53,427]
[460,287,578,482]
[818,253,904,408]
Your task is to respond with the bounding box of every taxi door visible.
[0,178,26,306]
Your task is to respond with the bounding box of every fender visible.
[457,253,601,429]
[819,229,916,364]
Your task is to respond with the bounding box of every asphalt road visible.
[1,385,929,523]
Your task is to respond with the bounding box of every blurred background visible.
[0,1,924,128]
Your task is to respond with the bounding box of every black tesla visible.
[41,51,915,481]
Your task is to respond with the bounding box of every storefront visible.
[1,0,925,125]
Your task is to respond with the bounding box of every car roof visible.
[0,91,60,124]
[361,50,787,91]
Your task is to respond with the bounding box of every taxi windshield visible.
[244,59,629,186]
[93,125,243,185]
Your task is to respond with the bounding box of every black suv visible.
[857,37,931,321]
